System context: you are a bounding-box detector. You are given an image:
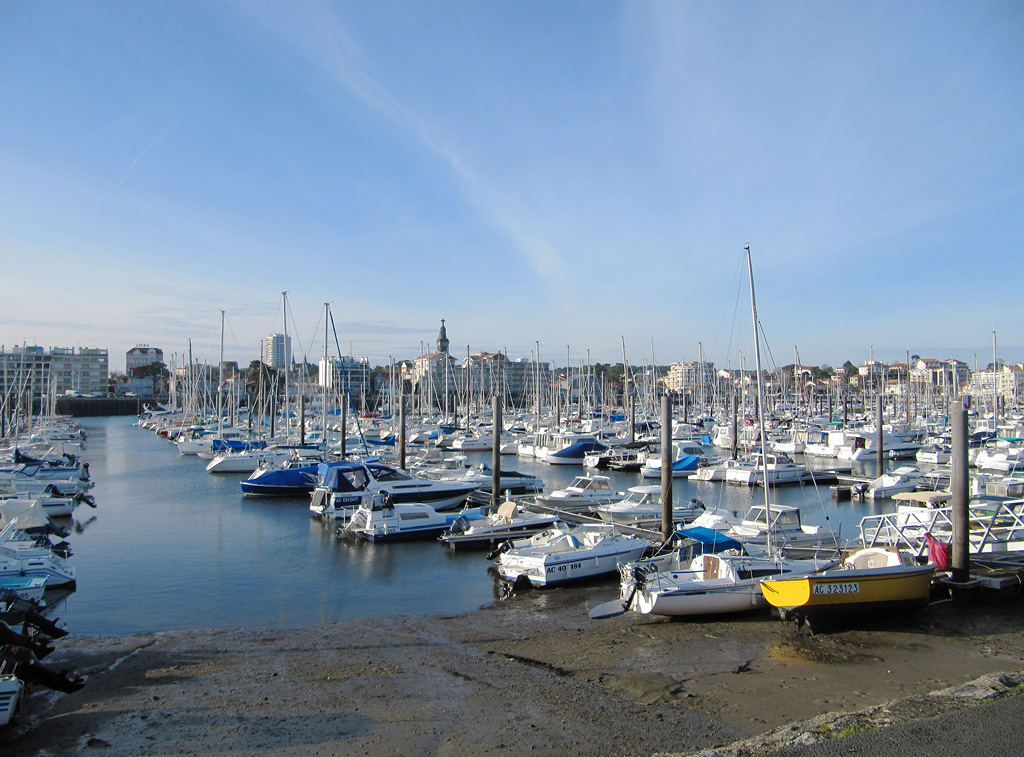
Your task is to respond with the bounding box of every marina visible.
[18,411,1019,638]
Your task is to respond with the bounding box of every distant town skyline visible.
[2,3,1021,371]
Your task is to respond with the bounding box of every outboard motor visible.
[0,622,54,659]
[486,539,513,562]
[0,645,85,693]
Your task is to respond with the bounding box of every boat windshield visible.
[367,465,412,482]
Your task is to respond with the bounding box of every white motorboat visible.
[534,475,623,511]
[450,434,494,452]
[837,431,923,461]
[447,464,545,496]
[343,495,487,542]
[524,431,603,464]
[0,462,93,496]
[592,486,705,527]
[862,466,920,499]
[691,459,740,482]
[206,445,321,473]
[0,674,24,727]
[439,498,561,549]
[975,445,1024,473]
[0,520,76,587]
[723,452,808,486]
[0,574,48,603]
[639,440,712,479]
[722,504,840,553]
[175,427,250,455]
[309,461,479,519]
[492,522,654,587]
[916,444,952,465]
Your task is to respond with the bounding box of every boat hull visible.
[635,581,767,616]
[498,544,649,587]
[759,566,935,618]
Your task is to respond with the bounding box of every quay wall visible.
[54,396,144,417]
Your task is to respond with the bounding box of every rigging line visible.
[283,297,309,366]
[223,315,244,364]
[801,462,839,543]
[757,317,780,377]
[713,252,748,374]
[328,308,369,457]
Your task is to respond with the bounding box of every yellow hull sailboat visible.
[759,547,935,622]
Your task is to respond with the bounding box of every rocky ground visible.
[3,583,1024,756]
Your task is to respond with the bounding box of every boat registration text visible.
[548,562,583,574]
[813,582,859,595]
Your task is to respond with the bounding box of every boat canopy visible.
[891,491,952,504]
[676,526,742,553]
[315,462,370,492]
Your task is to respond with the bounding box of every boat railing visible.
[859,501,1024,557]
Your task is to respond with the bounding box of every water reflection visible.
[59,417,914,637]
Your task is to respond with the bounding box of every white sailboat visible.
[591,245,835,620]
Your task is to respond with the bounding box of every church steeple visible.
[437,319,450,354]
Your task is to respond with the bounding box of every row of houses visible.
[664,356,1024,407]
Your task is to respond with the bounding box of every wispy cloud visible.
[234,1,568,286]
[118,113,183,188]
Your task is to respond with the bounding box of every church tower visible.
[437,319,450,354]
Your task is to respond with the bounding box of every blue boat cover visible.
[670,454,701,472]
[675,526,742,553]
[550,440,609,457]
[212,439,268,452]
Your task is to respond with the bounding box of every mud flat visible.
[4,584,1024,756]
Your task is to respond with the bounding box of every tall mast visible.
[745,244,773,522]
[993,328,999,425]
[218,310,224,438]
[323,302,329,441]
[282,291,290,443]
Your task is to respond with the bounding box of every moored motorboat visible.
[240,459,322,496]
[439,497,560,549]
[343,495,487,542]
[0,673,23,726]
[534,475,622,511]
[0,575,48,603]
[862,466,920,500]
[309,460,479,519]
[720,504,840,553]
[0,520,76,587]
[492,522,654,587]
[723,451,808,486]
[592,486,705,528]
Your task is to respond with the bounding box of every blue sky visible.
[2,1,1021,374]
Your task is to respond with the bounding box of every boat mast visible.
[218,310,225,439]
[282,291,290,443]
[323,303,330,447]
[993,328,999,426]
[744,245,773,526]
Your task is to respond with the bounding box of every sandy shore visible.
[4,583,1024,756]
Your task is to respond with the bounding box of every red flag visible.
[925,533,951,570]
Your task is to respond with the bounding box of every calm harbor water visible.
[54,416,896,636]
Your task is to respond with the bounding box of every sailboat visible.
[591,245,835,620]
[759,546,935,625]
